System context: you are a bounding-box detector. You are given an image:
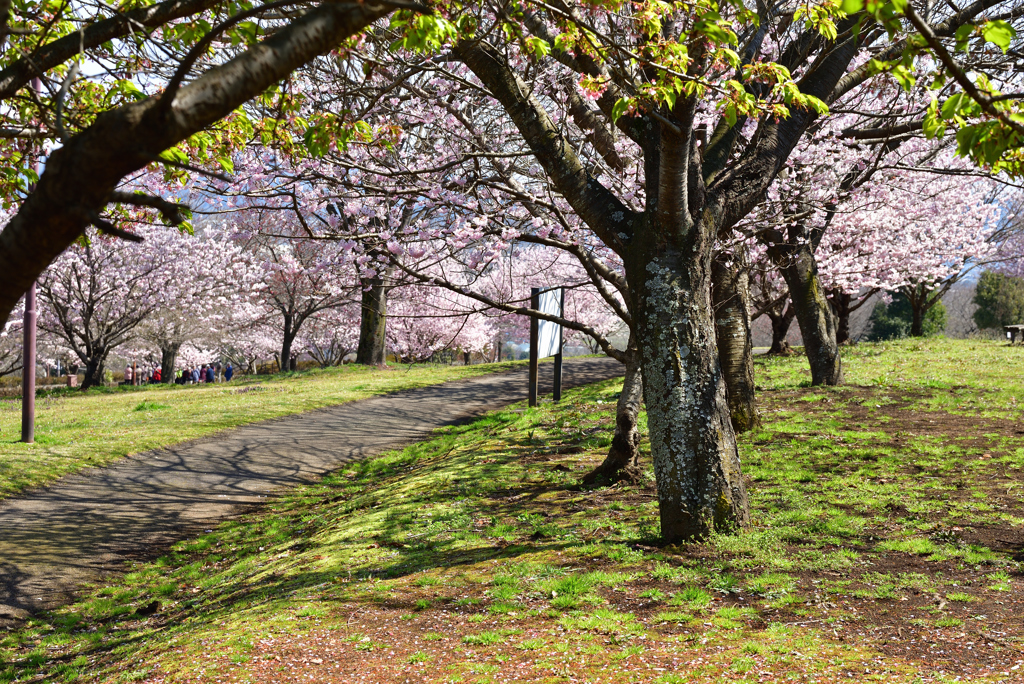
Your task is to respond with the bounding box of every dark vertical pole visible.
[21,77,41,444]
[529,287,539,407]
[20,283,36,443]
[553,288,563,402]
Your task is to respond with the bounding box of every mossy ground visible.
[1,338,1022,683]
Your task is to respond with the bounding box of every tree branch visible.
[0,0,222,101]
[108,190,190,225]
[391,255,628,364]
[0,0,404,325]
[454,38,638,256]
[903,2,1024,137]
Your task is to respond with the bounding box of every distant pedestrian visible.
[224,363,234,382]
[123,365,133,386]
[192,367,200,384]
[205,365,214,383]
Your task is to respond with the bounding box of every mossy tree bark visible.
[712,250,759,432]
[582,346,643,485]
[454,13,867,539]
[767,299,796,355]
[356,268,388,365]
[762,226,843,386]
[830,289,853,345]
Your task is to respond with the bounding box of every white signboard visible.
[536,288,563,358]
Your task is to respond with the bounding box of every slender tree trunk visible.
[767,303,795,355]
[161,343,180,384]
[628,238,750,543]
[712,251,759,433]
[583,348,643,485]
[778,246,843,385]
[280,313,295,374]
[356,273,387,365]
[831,290,853,345]
[907,285,926,337]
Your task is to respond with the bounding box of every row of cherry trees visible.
[13,211,630,389]
[0,0,1018,543]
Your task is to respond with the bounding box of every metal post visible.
[529,287,539,407]
[553,288,564,402]
[21,283,36,443]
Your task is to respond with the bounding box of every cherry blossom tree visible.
[135,219,259,381]
[0,297,23,380]
[297,305,362,368]
[816,164,999,338]
[233,0,1021,541]
[0,0,415,328]
[37,226,195,389]
[227,208,360,372]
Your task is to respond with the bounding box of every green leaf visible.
[981,20,1015,53]
[922,99,944,139]
[940,92,965,120]
[891,64,916,91]
[954,24,973,51]
[841,0,864,11]
[611,97,631,122]
[723,102,737,128]
[217,155,234,174]
[524,36,550,59]
[802,94,829,115]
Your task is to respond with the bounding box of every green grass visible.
[0,359,530,501]
[2,339,1022,683]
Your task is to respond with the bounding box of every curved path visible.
[0,357,623,621]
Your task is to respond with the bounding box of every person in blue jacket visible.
[224,363,234,382]
[205,365,214,383]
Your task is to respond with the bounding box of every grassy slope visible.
[2,338,1023,683]
[0,360,527,501]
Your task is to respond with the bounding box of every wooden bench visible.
[1004,325,1024,343]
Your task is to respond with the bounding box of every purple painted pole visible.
[21,283,35,443]
[21,77,42,444]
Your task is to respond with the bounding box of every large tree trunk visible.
[356,271,387,365]
[160,342,180,384]
[778,245,843,386]
[712,251,758,433]
[280,312,296,374]
[767,302,795,355]
[582,348,643,485]
[453,39,750,544]
[628,238,750,543]
[81,350,107,390]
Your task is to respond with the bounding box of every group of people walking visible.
[174,363,234,385]
[122,363,234,386]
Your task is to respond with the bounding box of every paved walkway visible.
[0,357,623,621]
